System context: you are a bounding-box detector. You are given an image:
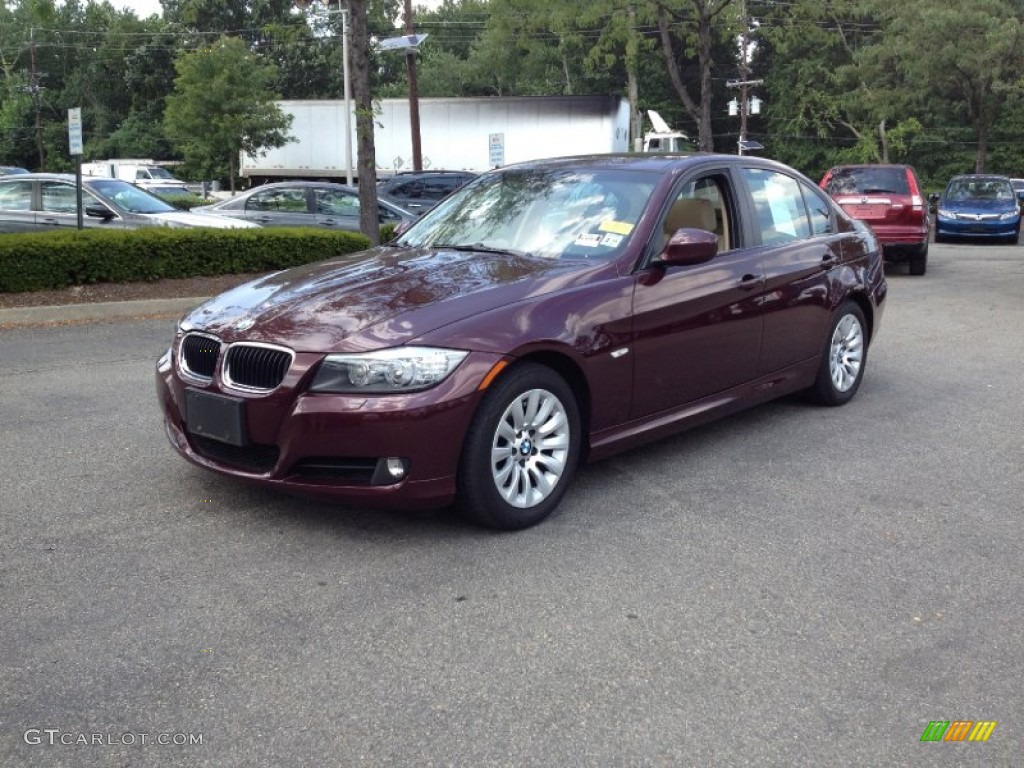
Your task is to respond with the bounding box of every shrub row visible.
[0,227,372,293]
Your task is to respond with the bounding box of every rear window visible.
[824,167,910,196]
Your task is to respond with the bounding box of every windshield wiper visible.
[432,242,531,257]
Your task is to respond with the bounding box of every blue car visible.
[934,174,1020,244]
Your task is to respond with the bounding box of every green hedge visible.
[0,227,371,293]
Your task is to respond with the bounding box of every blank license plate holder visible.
[186,388,247,446]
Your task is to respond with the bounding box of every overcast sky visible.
[116,0,163,18]
[114,0,443,20]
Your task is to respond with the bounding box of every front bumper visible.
[936,216,1019,239]
[156,346,503,509]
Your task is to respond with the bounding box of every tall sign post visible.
[67,108,84,229]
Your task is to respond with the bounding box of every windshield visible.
[89,179,176,214]
[148,167,178,180]
[397,168,658,261]
[945,178,1015,202]
[825,167,910,195]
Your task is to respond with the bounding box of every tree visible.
[348,0,380,243]
[164,36,292,192]
[656,0,738,152]
[881,0,1024,172]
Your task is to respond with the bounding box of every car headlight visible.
[309,346,469,394]
[999,210,1019,220]
[936,208,954,219]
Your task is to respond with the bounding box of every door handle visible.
[821,252,838,266]
[738,274,761,291]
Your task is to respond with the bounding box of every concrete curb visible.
[0,296,210,329]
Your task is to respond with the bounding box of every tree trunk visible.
[975,122,988,173]
[229,154,236,194]
[658,6,703,145]
[349,0,380,245]
[878,119,888,163]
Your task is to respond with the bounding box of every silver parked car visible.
[0,173,259,234]
[190,181,412,231]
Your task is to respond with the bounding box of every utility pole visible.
[29,27,45,170]
[337,2,353,186]
[403,0,422,171]
[727,1,763,155]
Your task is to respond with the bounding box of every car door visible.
[313,187,361,230]
[38,180,125,230]
[739,167,842,374]
[629,169,766,419]
[243,186,313,227]
[0,178,38,233]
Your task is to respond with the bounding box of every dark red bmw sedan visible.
[157,154,887,529]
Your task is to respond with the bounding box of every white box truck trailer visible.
[240,95,632,183]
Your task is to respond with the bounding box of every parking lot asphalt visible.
[2,242,1022,767]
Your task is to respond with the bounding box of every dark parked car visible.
[1010,178,1024,206]
[191,181,411,230]
[157,154,887,529]
[933,174,1021,244]
[820,164,931,275]
[377,170,476,215]
[0,173,257,233]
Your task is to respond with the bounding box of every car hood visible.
[147,210,259,229]
[181,246,605,352]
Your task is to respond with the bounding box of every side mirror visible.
[656,228,718,266]
[85,204,115,220]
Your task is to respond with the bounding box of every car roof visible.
[948,174,1011,181]
[1,172,118,182]
[826,163,912,170]
[240,180,359,192]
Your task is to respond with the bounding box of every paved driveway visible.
[2,244,1022,766]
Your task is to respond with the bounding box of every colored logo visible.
[920,720,997,742]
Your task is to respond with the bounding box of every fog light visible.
[386,457,407,480]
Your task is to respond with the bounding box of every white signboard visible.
[488,133,504,168]
[68,108,83,155]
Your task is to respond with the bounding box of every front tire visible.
[456,362,581,530]
[810,301,868,407]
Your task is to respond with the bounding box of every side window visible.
[801,181,835,236]
[392,181,421,198]
[742,168,811,245]
[41,182,78,213]
[659,173,734,252]
[315,189,359,216]
[246,188,308,213]
[0,180,34,211]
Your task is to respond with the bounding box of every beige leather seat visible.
[660,197,718,251]
[664,197,716,235]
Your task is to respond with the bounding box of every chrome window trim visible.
[221,341,295,394]
[179,331,222,385]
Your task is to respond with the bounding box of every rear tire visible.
[909,243,927,275]
[810,301,868,407]
[456,362,581,530]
